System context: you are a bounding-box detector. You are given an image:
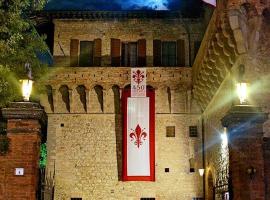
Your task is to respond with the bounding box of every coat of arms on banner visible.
[131,68,146,97]
[130,124,147,148]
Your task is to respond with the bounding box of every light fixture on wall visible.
[198,168,205,176]
[21,63,33,101]
[236,64,248,105]
[236,82,248,104]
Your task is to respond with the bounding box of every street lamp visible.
[21,79,33,101]
[21,63,33,101]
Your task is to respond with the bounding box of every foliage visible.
[0,0,48,107]
[40,143,47,168]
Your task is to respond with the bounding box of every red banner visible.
[122,89,155,181]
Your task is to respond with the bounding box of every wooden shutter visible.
[70,39,79,67]
[111,38,121,66]
[177,39,185,66]
[138,39,146,66]
[153,40,161,66]
[94,38,102,66]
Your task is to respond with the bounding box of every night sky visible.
[45,0,203,12]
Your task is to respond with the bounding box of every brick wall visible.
[0,119,41,200]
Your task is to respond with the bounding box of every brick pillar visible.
[0,102,46,200]
[263,138,270,200]
[221,105,268,200]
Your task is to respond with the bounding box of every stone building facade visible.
[38,11,206,200]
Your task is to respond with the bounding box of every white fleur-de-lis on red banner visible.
[132,69,145,85]
[130,124,147,148]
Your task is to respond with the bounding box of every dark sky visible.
[45,0,203,11]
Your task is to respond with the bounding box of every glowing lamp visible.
[21,79,33,101]
[221,127,228,145]
[236,82,248,104]
[198,168,205,176]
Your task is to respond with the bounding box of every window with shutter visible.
[79,41,93,67]
[162,41,176,66]
[121,42,138,67]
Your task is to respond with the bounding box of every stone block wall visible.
[40,67,204,199]
[53,18,204,67]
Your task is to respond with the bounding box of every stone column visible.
[1,102,46,200]
[221,105,268,200]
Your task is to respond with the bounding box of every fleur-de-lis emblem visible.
[130,124,147,148]
[132,70,145,85]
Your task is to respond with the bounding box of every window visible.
[121,42,138,67]
[70,39,101,67]
[79,41,93,67]
[189,126,198,137]
[111,38,146,67]
[162,42,176,66]
[153,39,185,67]
[166,126,175,137]
[71,198,82,200]
[141,198,155,200]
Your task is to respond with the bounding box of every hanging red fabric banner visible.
[122,89,155,181]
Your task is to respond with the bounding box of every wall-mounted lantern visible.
[236,64,248,105]
[198,168,205,176]
[236,82,248,104]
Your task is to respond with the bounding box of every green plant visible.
[39,143,47,168]
[0,135,10,155]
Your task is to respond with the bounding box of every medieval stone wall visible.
[53,18,203,67]
[41,67,203,199]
